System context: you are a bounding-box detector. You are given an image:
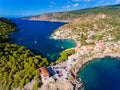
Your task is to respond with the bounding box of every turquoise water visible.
[11,19,76,62]
[79,57,120,90]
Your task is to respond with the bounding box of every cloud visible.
[72,0,93,2]
[65,5,71,8]
[49,1,56,8]
[116,0,120,4]
[73,3,79,7]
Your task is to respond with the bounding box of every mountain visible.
[24,4,120,22]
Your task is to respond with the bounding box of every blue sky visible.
[0,0,120,17]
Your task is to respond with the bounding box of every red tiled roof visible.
[39,67,49,77]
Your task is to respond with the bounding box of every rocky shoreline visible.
[68,47,120,90]
[51,26,120,90]
[71,52,120,79]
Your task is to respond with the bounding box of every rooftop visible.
[39,67,49,77]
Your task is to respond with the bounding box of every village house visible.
[39,67,50,79]
[39,67,56,86]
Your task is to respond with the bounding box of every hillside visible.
[0,17,49,90]
[0,17,17,43]
[50,5,120,90]
[52,13,120,45]
[25,4,120,22]
[49,4,120,46]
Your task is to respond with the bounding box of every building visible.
[39,67,49,78]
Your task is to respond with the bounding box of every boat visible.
[34,41,37,44]
[61,46,64,49]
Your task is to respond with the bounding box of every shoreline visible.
[30,18,120,89]
[51,32,81,47]
[25,18,71,23]
[73,52,120,79]
[22,18,71,23]
[70,51,120,90]
[0,38,14,44]
[51,31,120,89]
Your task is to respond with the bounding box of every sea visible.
[11,19,120,90]
[79,57,120,90]
[11,19,76,62]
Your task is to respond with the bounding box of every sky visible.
[0,0,120,17]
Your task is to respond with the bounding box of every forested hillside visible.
[0,17,49,90]
[0,17,17,43]
[0,44,48,90]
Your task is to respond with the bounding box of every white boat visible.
[34,41,37,44]
[61,46,64,49]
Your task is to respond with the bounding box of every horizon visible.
[0,0,120,18]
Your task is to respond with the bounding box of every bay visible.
[11,19,76,62]
[79,57,120,90]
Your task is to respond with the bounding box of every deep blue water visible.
[79,57,120,90]
[11,19,76,62]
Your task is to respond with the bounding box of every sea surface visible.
[11,19,76,62]
[79,57,120,90]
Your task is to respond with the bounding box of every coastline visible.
[1,17,120,90]
[25,18,72,23]
[19,18,120,90]
[12,19,120,90]
[22,18,71,23]
[72,51,120,78]
[51,28,120,89]
[0,38,14,44]
[69,49,120,89]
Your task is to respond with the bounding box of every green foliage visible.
[32,82,39,90]
[0,44,48,89]
[50,62,55,66]
[0,18,49,90]
[0,17,17,43]
[57,49,75,63]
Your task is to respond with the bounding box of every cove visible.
[11,19,76,62]
[79,57,120,90]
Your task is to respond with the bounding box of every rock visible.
[39,81,74,90]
